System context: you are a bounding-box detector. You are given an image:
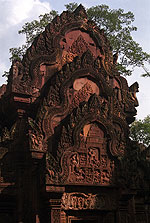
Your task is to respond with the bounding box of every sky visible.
[0,0,150,120]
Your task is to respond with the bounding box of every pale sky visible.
[0,0,150,120]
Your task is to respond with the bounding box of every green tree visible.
[130,115,150,147]
[8,2,150,77]
[9,9,58,62]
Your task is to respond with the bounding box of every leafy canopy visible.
[8,2,150,77]
[130,115,150,147]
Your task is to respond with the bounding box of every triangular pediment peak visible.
[74,4,88,19]
[23,4,108,59]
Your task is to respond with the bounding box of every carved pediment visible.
[0,4,140,193]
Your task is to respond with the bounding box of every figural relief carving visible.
[62,122,115,185]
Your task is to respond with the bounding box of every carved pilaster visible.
[49,199,61,223]
[60,211,66,223]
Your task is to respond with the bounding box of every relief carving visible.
[113,123,126,156]
[70,153,79,172]
[69,77,99,110]
[62,192,106,210]
[29,133,43,151]
[70,34,88,56]
[0,123,17,144]
[59,123,116,185]
[51,209,60,223]
[46,152,60,184]
[60,30,101,64]
[28,118,44,152]
[88,147,100,167]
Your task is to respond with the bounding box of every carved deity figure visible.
[88,147,100,167]
[70,153,79,172]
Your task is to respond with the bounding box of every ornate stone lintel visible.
[61,192,116,211]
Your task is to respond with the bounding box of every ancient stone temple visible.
[0,4,150,223]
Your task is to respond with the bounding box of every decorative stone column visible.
[49,199,61,223]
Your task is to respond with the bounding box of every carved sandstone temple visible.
[0,5,150,223]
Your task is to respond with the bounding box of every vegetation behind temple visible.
[130,115,150,147]
[6,2,150,78]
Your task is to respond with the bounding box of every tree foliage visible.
[130,115,150,147]
[87,5,150,76]
[8,2,150,77]
[65,2,78,12]
[9,10,58,62]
